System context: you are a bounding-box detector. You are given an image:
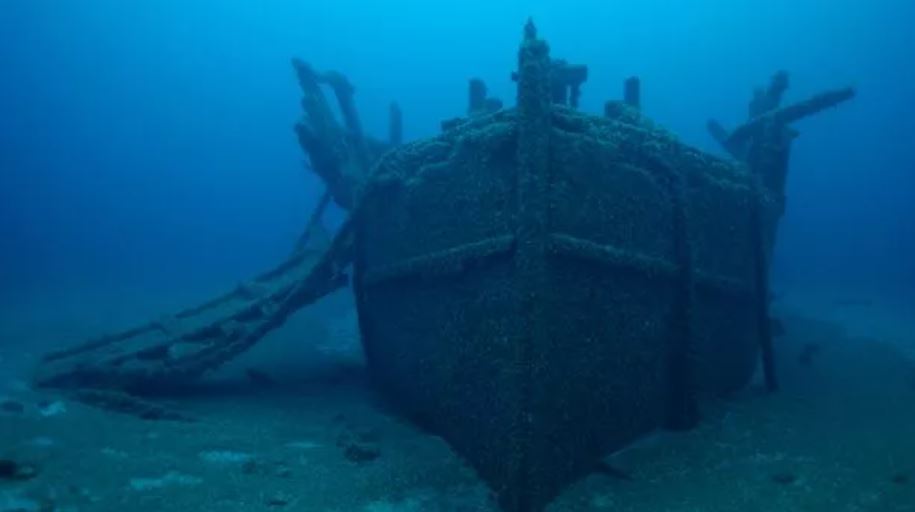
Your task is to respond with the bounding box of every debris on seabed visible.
[0,399,25,414]
[128,471,202,492]
[770,472,798,485]
[37,400,67,417]
[198,450,254,465]
[0,459,38,481]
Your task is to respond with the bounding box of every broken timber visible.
[35,60,396,392]
[708,72,855,166]
[36,223,355,392]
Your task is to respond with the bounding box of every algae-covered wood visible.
[352,24,776,511]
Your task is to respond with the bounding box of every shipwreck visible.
[34,22,855,511]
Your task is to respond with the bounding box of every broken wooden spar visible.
[35,224,354,392]
[34,62,395,393]
[728,86,856,149]
[707,71,855,165]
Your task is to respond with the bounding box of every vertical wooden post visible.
[747,121,780,392]
[666,164,700,429]
[388,102,403,146]
[624,76,641,109]
[469,78,488,114]
[511,18,552,512]
[751,184,779,393]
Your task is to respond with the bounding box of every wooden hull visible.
[354,105,775,510]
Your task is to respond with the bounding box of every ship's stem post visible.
[512,18,553,512]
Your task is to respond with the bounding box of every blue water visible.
[1,2,914,510]
[2,1,912,304]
